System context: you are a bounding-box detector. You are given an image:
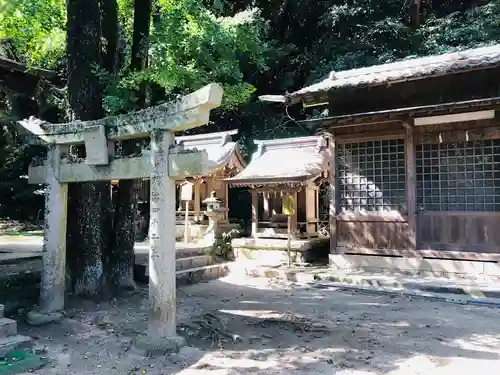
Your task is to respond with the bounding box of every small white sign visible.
[180,181,193,201]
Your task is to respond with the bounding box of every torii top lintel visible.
[16,83,223,145]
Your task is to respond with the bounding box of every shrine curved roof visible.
[174,130,245,177]
[261,44,500,106]
[226,135,329,186]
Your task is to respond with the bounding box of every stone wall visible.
[0,260,41,316]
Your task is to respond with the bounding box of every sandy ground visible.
[16,275,500,375]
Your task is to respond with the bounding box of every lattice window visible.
[416,140,500,212]
[338,139,406,212]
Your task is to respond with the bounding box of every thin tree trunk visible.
[108,0,153,292]
[66,0,109,297]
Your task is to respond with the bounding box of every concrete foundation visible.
[232,237,314,266]
[329,253,500,281]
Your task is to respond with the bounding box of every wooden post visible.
[263,193,270,221]
[224,183,229,223]
[291,191,298,238]
[282,193,296,267]
[328,135,337,253]
[305,186,317,236]
[184,201,189,243]
[287,215,292,268]
[404,122,417,249]
[194,180,201,223]
[251,190,258,237]
[180,181,193,244]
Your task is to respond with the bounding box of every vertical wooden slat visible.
[263,193,270,220]
[224,182,229,223]
[194,179,201,222]
[291,191,298,238]
[251,189,258,237]
[328,134,337,253]
[305,186,317,235]
[404,123,417,250]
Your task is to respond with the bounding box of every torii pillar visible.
[16,83,224,354]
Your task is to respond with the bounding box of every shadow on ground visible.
[15,276,500,374]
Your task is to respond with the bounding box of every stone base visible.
[329,253,500,281]
[232,237,318,266]
[132,334,186,356]
[26,310,63,326]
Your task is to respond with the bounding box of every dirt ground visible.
[16,275,500,374]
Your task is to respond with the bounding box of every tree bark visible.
[66,0,109,297]
[107,0,153,293]
[101,0,119,75]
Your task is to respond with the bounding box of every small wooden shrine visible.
[136,130,246,240]
[227,136,329,239]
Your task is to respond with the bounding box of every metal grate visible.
[338,139,406,212]
[416,140,500,211]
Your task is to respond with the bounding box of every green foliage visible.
[417,1,500,54]
[0,0,66,67]
[101,0,273,114]
[207,229,242,260]
[0,106,44,221]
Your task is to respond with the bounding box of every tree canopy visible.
[0,0,499,220]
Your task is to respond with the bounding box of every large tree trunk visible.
[66,0,110,297]
[107,0,153,293]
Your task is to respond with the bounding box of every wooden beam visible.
[413,110,495,126]
[405,123,417,250]
[416,125,500,144]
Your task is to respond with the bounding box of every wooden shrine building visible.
[137,130,246,240]
[261,44,500,278]
[227,136,329,239]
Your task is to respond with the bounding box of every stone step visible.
[134,260,233,285]
[0,318,17,338]
[176,263,233,286]
[134,247,210,269]
[0,335,32,358]
[143,255,214,276]
[176,255,214,272]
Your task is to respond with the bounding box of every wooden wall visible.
[417,212,500,254]
[337,215,415,252]
[331,115,500,261]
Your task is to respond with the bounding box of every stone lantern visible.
[203,191,223,244]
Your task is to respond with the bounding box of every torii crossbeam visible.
[16,83,224,354]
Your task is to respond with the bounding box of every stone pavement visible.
[239,263,500,307]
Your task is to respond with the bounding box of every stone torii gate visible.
[16,83,223,353]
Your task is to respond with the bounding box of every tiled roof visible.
[226,136,328,186]
[174,130,245,176]
[287,44,500,102]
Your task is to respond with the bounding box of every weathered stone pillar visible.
[27,144,68,325]
[134,129,185,354]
